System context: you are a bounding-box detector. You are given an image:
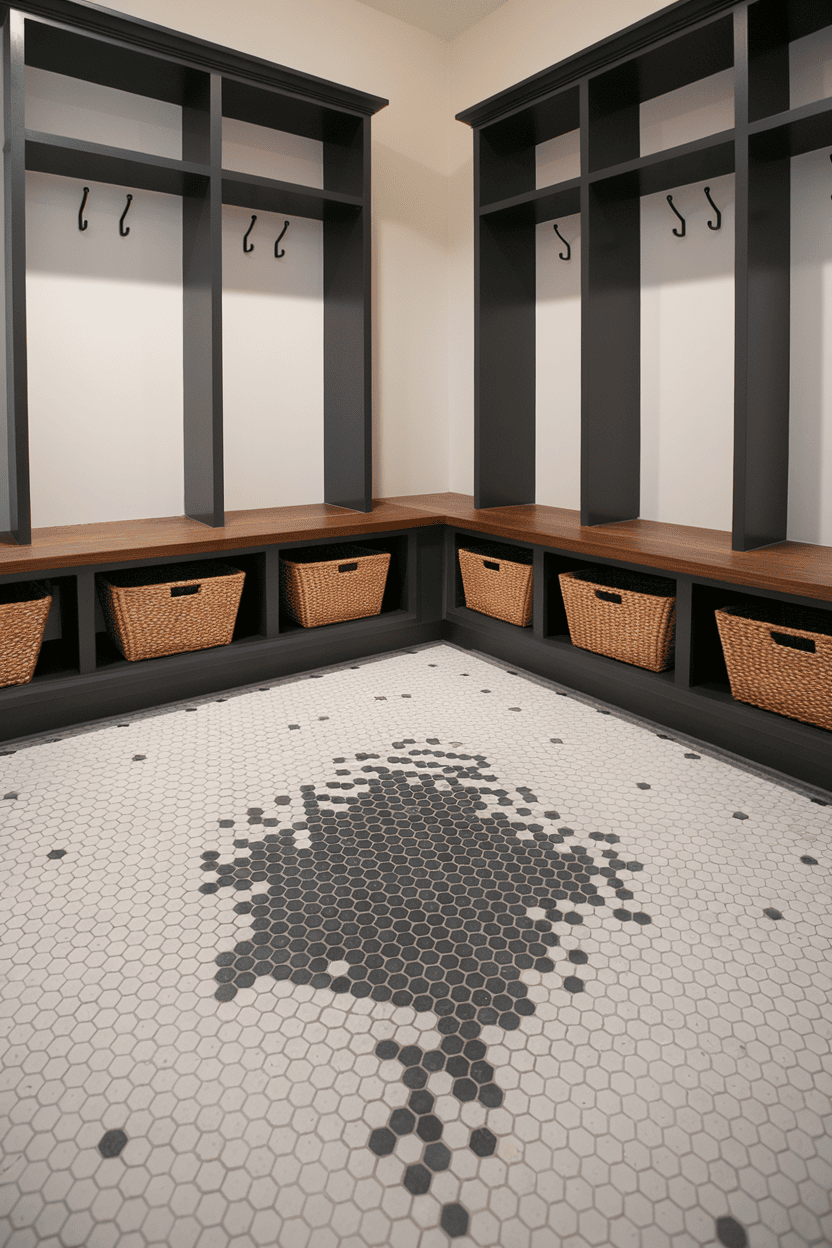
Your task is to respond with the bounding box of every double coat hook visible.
[243,216,290,257]
[78,186,136,234]
[552,222,570,261]
[665,187,722,237]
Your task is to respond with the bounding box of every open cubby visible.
[0,573,79,685]
[450,532,534,615]
[541,554,678,678]
[277,534,410,635]
[689,580,832,695]
[92,551,267,670]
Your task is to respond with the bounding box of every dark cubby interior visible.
[587,15,734,173]
[34,576,79,679]
[23,16,202,106]
[478,86,580,205]
[541,552,598,640]
[691,584,772,690]
[748,0,832,124]
[278,535,409,634]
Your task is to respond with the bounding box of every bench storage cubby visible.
[97,562,246,662]
[279,543,391,629]
[715,601,832,732]
[458,541,533,627]
[560,567,676,673]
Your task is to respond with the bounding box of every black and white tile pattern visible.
[0,641,830,1248]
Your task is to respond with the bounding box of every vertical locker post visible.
[732,5,790,551]
[581,70,641,527]
[474,125,535,510]
[323,115,371,512]
[2,8,30,544]
[182,72,224,526]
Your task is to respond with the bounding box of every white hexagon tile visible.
[0,640,830,1248]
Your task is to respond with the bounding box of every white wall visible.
[26,172,185,528]
[221,122,324,513]
[639,79,735,533]
[221,205,324,513]
[535,213,580,511]
[640,173,735,531]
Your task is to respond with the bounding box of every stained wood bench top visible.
[1,492,830,603]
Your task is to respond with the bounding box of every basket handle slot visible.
[171,584,201,597]
[771,630,815,653]
[338,562,358,573]
[483,560,500,570]
[595,590,622,604]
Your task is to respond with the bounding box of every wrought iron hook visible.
[704,186,721,231]
[243,214,256,253]
[119,193,133,237]
[553,222,571,261]
[78,187,90,232]
[274,220,289,258]
[666,193,686,238]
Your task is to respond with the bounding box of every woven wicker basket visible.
[280,544,391,628]
[560,566,676,671]
[97,562,245,662]
[458,543,533,627]
[715,602,832,731]
[0,582,52,687]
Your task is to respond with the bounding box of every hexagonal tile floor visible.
[0,641,830,1248]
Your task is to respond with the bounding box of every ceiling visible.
[355,0,509,42]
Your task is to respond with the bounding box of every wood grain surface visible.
[394,494,832,602]
[0,502,443,575]
[1,494,831,602]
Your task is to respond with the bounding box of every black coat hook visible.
[704,186,721,231]
[78,187,89,232]
[275,220,289,258]
[666,194,686,237]
[553,222,571,261]
[119,193,133,237]
[243,214,256,253]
